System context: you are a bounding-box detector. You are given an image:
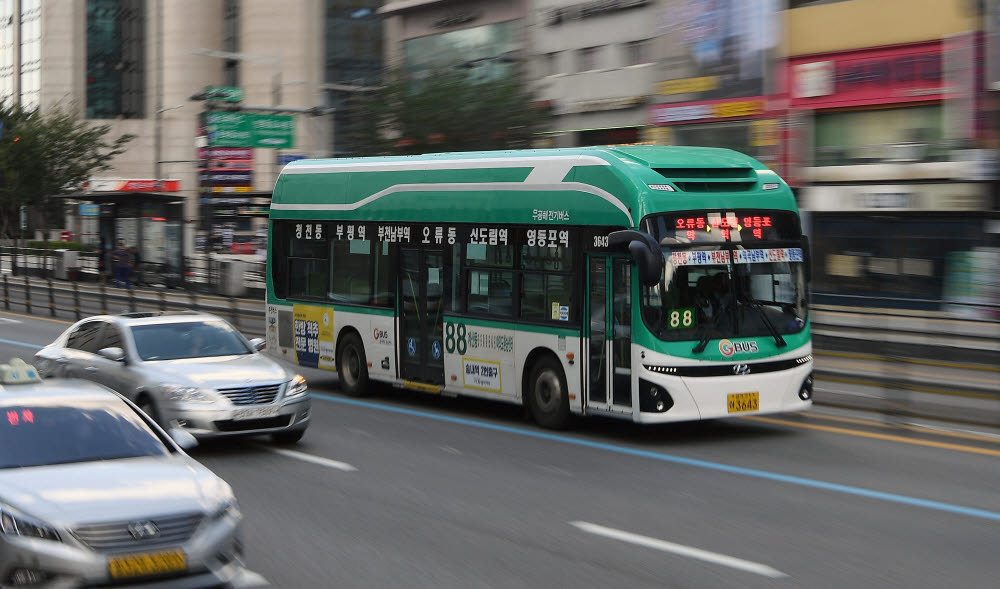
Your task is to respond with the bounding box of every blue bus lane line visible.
[2,332,997,524]
[0,337,43,350]
[312,393,1000,524]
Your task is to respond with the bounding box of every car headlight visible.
[286,374,308,399]
[0,505,60,542]
[162,384,214,404]
[210,498,241,522]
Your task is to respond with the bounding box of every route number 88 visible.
[668,309,694,329]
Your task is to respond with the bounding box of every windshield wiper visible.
[742,297,787,348]
[691,306,729,354]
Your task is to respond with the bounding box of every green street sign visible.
[202,112,295,149]
[250,114,295,149]
[205,86,243,102]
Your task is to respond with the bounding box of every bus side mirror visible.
[608,230,664,287]
[801,235,812,283]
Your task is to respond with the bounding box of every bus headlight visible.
[639,379,674,413]
[798,374,813,401]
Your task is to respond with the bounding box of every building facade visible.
[782,0,999,308]
[529,0,659,147]
[1,0,380,263]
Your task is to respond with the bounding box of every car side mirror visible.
[168,428,198,451]
[98,347,126,362]
[248,338,266,352]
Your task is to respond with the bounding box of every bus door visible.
[585,255,633,414]
[399,247,445,385]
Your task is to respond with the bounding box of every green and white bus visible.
[265,146,813,428]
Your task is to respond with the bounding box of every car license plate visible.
[727,392,759,413]
[108,550,186,579]
[232,405,280,420]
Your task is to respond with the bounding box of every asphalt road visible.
[2,311,999,588]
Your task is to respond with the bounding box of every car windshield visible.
[640,245,808,345]
[0,399,170,469]
[130,321,251,361]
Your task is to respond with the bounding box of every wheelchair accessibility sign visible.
[431,340,442,360]
[407,338,417,357]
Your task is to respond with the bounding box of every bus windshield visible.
[640,244,808,347]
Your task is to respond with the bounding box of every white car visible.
[0,359,254,588]
[33,312,310,444]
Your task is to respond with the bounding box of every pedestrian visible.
[96,244,107,285]
[129,246,141,287]
[112,240,132,289]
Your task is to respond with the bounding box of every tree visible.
[346,68,551,156]
[0,102,134,241]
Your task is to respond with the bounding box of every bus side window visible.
[287,223,329,300]
[271,222,289,300]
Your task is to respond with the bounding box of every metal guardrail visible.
[1,275,266,337]
[2,274,995,428]
[0,248,266,298]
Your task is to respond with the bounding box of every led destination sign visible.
[647,210,800,244]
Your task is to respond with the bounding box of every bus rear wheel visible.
[528,357,570,429]
[337,333,370,397]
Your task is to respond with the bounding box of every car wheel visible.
[528,357,570,429]
[136,394,162,427]
[337,332,370,397]
[271,428,306,445]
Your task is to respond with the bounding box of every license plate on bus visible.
[108,550,186,580]
[727,392,759,413]
[232,406,280,420]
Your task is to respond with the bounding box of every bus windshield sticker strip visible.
[669,248,803,266]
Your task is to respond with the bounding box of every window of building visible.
[19,0,40,111]
[222,0,239,87]
[543,51,560,77]
[624,39,649,66]
[578,46,601,72]
[0,0,17,106]
[813,106,945,166]
[86,0,144,119]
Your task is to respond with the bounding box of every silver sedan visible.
[0,359,260,588]
[33,312,311,444]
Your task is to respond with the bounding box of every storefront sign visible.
[546,0,649,25]
[656,0,778,101]
[79,204,100,216]
[558,96,646,114]
[805,183,989,212]
[657,76,719,96]
[792,61,834,98]
[434,11,480,28]
[85,179,181,192]
[278,154,307,166]
[789,41,947,109]
[649,97,767,125]
[200,147,253,160]
[200,171,253,184]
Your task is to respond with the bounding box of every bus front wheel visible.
[528,357,570,429]
[337,333,370,397]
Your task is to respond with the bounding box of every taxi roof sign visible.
[0,358,42,385]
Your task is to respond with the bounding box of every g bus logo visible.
[720,339,759,357]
